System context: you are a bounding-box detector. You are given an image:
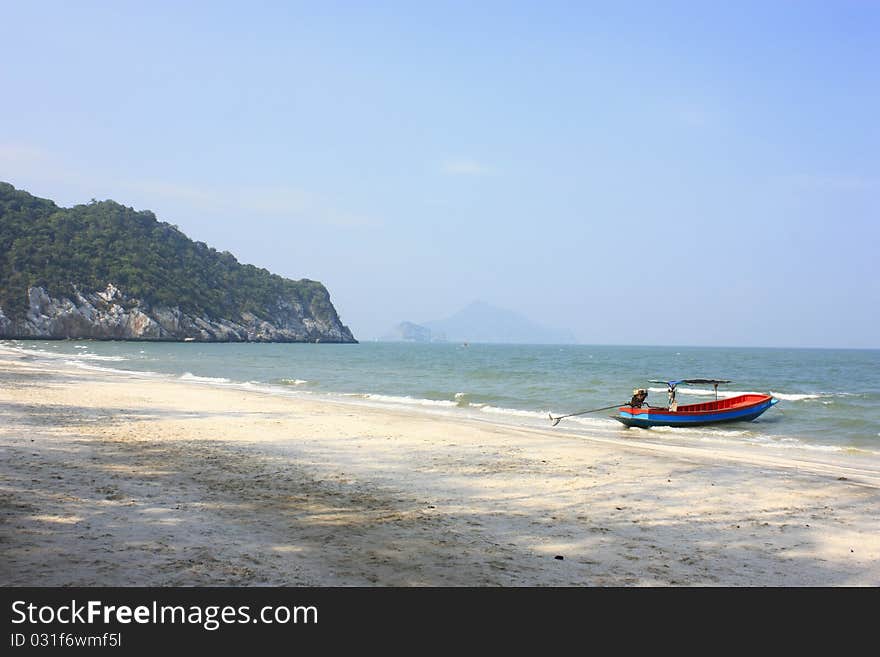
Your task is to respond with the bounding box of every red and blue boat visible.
[615,379,779,429]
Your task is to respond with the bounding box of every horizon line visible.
[364,339,880,351]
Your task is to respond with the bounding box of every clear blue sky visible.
[1,1,877,347]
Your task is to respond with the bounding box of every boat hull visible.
[615,394,778,429]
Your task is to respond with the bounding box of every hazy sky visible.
[1,1,877,347]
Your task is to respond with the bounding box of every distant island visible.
[0,182,356,343]
[383,300,576,344]
[381,321,446,343]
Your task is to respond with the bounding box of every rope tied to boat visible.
[548,403,624,426]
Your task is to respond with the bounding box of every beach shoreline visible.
[1,346,878,586]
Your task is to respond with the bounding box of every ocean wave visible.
[769,391,822,401]
[479,405,549,419]
[361,393,458,408]
[343,392,558,417]
[73,353,129,362]
[648,386,763,398]
[648,386,843,403]
[4,341,873,457]
[709,435,847,453]
[1,344,127,362]
[650,425,753,438]
[64,360,128,375]
[644,424,867,454]
[454,392,471,408]
[770,391,861,402]
[180,372,232,384]
[240,381,312,396]
[63,360,163,378]
[567,415,619,428]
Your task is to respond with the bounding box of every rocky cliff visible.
[0,283,355,342]
[0,183,356,343]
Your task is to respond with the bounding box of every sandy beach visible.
[1,346,878,586]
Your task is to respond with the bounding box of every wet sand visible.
[1,347,878,586]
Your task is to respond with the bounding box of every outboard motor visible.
[629,388,648,408]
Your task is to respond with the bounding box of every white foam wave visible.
[279,378,308,386]
[479,405,549,419]
[64,360,126,374]
[1,344,127,362]
[345,393,560,418]
[240,381,307,396]
[650,425,752,438]
[643,424,857,454]
[567,415,619,428]
[180,372,231,384]
[454,392,471,407]
[768,391,822,401]
[74,353,129,362]
[648,386,837,403]
[709,435,845,453]
[362,393,458,408]
[648,386,854,401]
[63,360,163,378]
[648,386,763,398]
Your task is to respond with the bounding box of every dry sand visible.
[1,347,878,586]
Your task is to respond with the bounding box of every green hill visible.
[0,182,355,342]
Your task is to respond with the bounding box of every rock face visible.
[0,283,356,343]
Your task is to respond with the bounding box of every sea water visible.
[4,340,879,455]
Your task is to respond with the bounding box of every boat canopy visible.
[649,379,731,387]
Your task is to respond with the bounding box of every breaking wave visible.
[648,386,763,398]
[768,391,823,401]
[354,393,458,408]
[479,405,549,419]
[3,340,875,456]
[1,344,127,362]
[72,353,129,362]
[180,372,232,384]
[649,386,846,403]
[60,360,163,378]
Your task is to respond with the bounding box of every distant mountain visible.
[381,321,442,343]
[0,182,356,342]
[422,300,576,344]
